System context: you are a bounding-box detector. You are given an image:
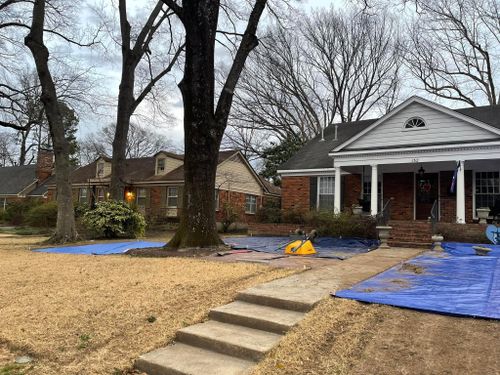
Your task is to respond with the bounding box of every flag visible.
[450,161,460,193]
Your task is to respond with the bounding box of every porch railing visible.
[430,199,438,234]
[376,197,393,226]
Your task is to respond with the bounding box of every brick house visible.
[0,149,54,209]
[279,96,500,225]
[46,150,280,223]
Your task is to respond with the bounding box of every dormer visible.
[95,157,112,178]
[154,151,183,175]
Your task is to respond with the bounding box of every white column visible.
[371,164,378,216]
[456,160,466,224]
[334,167,342,213]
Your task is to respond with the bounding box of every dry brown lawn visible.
[0,236,295,375]
[252,298,500,375]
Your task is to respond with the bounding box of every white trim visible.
[473,169,500,220]
[332,96,500,152]
[278,168,336,177]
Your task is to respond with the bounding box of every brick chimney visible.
[36,149,54,181]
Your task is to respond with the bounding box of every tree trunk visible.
[25,0,77,243]
[110,68,134,200]
[167,1,223,248]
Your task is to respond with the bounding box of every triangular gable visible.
[332,96,500,152]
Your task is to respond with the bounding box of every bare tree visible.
[405,0,499,106]
[108,0,184,199]
[79,122,175,165]
[228,6,402,157]
[0,131,16,166]
[161,0,269,248]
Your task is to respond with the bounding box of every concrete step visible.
[176,320,282,361]
[135,343,255,375]
[237,290,315,312]
[388,241,432,248]
[209,301,305,334]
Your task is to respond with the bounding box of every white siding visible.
[346,102,499,150]
[216,155,263,195]
[155,153,184,175]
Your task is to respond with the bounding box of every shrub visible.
[82,200,146,239]
[282,208,306,224]
[256,199,282,223]
[4,199,42,225]
[26,201,58,228]
[304,211,377,239]
[74,202,90,218]
[220,203,240,233]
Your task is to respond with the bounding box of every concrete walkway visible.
[135,247,423,375]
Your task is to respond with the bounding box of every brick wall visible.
[36,149,53,181]
[216,189,262,223]
[383,172,414,220]
[344,174,362,210]
[281,176,310,212]
[439,170,473,223]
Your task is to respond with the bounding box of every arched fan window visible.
[404,117,426,129]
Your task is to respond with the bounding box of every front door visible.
[415,173,439,220]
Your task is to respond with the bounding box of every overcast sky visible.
[77,0,348,150]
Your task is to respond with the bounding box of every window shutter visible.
[310,177,317,210]
[177,186,184,207]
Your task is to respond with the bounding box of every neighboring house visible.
[0,150,54,209]
[278,96,500,224]
[46,150,280,222]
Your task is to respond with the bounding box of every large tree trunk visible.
[167,1,223,248]
[110,69,134,200]
[25,0,77,243]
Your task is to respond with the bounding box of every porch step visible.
[176,320,283,361]
[135,343,254,375]
[388,241,432,249]
[209,301,305,334]
[388,221,433,246]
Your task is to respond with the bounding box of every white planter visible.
[352,206,363,215]
[431,234,444,252]
[476,208,490,224]
[376,226,392,248]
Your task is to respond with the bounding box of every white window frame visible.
[136,188,147,207]
[245,194,257,214]
[317,176,335,211]
[473,170,500,218]
[361,173,384,209]
[97,187,105,202]
[403,117,428,132]
[78,187,88,203]
[156,158,166,174]
[97,162,105,177]
[167,187,178,208]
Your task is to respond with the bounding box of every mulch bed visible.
[125,245,232,258]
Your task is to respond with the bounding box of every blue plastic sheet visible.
[35,241,166,255]
[334,242,500,319]
[224,236,379,260]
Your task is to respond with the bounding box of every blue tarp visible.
[35,241,166,255]
[334,242,500,320]
[224,236,379,260]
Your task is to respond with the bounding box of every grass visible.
[0,226,51,236]
[0,236,295,375]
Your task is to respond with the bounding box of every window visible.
[475,172,500,209]
[136,188,147,207]
[167,187,178,207]
[245,194,257,214]
[362,180,383,208]
[97,162,105,177]
[157,158,166,174]
[215,190,219,211]
[318,176,335,211]
[97,188,105,202]
[404,117,426,129]
[79,188,88,203]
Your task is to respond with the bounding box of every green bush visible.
[256,199,282,223]
[304,211,377,239]
[26,201,58,228]
[74,202,90,218]
[82,200,146,239]
[282,208,306,224]
[4,199,42,225]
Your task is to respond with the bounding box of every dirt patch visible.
[252,298,500,375]
[125,245,230,258]
[400,262,425,274]
[0,236,295,375]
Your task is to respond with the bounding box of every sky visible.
[77,0,349,151]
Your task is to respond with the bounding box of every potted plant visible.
[476,207,490,224]
[352,204,363,215]
[376,225,392,248]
